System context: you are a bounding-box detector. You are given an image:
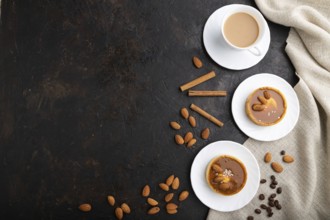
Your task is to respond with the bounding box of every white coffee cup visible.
[221,5,267,56]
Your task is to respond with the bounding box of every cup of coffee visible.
[221,5,267,56]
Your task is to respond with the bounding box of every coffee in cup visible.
[221,5,267,56]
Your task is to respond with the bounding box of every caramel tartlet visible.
[206,155,247,196]
[245,87,287,126]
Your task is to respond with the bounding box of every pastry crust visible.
[245,87,287,126]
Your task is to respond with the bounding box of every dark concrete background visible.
[0,0,297,219]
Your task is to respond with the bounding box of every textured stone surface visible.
[0,0,297,219]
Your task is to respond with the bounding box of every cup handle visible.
[248,46,262,56]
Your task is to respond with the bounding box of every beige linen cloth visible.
[208,0,330,219]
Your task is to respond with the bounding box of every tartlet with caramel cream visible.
[206,155,247,196]
[245,87,287,126]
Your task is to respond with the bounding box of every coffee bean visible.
[260,204,268,209]
[276,204,282,210]
[280,150,285,155]
[268,201,275,207]
[266,207,272,213]
[274,200,279,206]
[268,197,274,202]
[270,184,276,189]
[259,194,265,200]
[247,216,254,220]
[260,179,267,184]
[270,193,276,198]
[270,175,275,180]
[268,212,274,217]
[255,209,261,214]
[277,187,282,194]
[272,180,278,185]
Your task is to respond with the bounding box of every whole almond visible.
[283,155,294,163]
[258,96,268,105]
[167,208,178,214]
[174,134,184,145]
[201,128,210,140]
[107,195,115,206]
[147,198,159,206]
[264,91,271,99]
[148,206,160,215]
[271,162,284,173]
[252,104,266,111]
[211,164,223,173]
[166,203,178,210]
[187,138,197,148]
[179,190,189,201]
[218,182,230,190]
[142,185,150,197]
[264,152,272,163]
[78,203,92,212]
[180,107,189,119]
[188,116,197,127]
[159,183,170,191]
[170,121,181,130]
[184,132,193,143]
[166,174,175,186]
[165,193,174,202]
[172,177,180,190]
[120,203,131,214]
[175,135,184,145]
[115,207,123,220]
[192,56,203,68]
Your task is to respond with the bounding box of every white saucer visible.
[203,4,270,70]
[190,140,260,212]
[232,73,300,141]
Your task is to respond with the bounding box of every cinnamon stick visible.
[188,90,227,97]
[179,71,216,92]
[190,103,224,127]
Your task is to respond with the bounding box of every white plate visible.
[232,73,300,141]
[203,4,270,70]
[190,140,260,212]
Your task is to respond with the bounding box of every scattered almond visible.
[166,203,178,210]
[180,107,189,119]
[283,155,294,163]
[201,128,210,139]
[264,152,272,163]
[107,195,115,206]
[172,177,180,190]
[258,96,268,105]
[187,138,197,148]
[142,185,150,197]
[170,121,181,130]
[179,190,189,201]
[148,206,160,215]
[184,132,193,143]
[166,174,175,186]
[147,198,159,206]
[175,134,184,145]
[167,208,178,214]
[188,116,197,127]
[252,104,266,111]
[115,207,124,220]
[165,193,174,202]
[120,203,131,214]
[78,203,92,212]
[264,91,271,99]
[192,56,203,68]
[271,162,284,173]
[159,183,170,191]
